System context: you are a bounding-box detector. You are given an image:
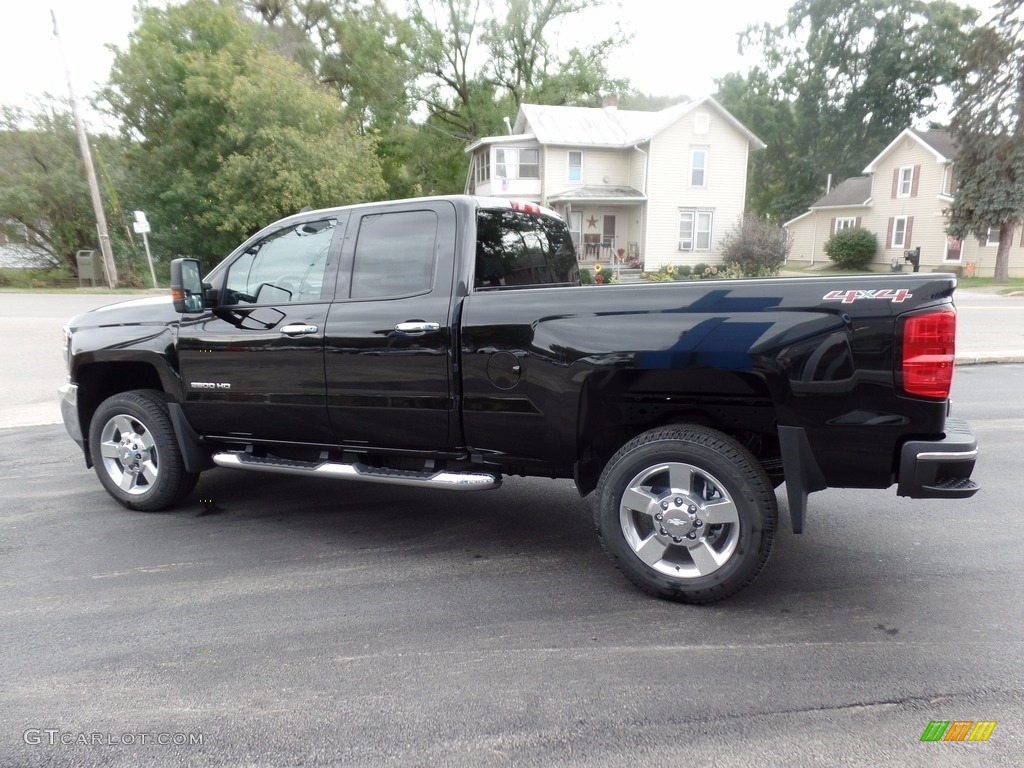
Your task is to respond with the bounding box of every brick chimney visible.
[602,94,619,110]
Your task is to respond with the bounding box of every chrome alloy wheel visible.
[618,461,740,579]
[97,413,160,495]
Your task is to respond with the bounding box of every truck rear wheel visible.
[88,390,199,511]
[595,425,777,603]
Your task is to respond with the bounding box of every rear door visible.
[324,200,457,451]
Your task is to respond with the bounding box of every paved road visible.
[0,361,1021,766]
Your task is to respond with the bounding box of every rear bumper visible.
[897,418,980,499]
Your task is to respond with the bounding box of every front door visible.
[324,200,457,451]
[177,215,344,444]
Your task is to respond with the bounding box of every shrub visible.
[825,227,877,270]
[579,268,593,284]
[721,215,791,276]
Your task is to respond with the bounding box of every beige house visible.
[465,96,764,271]
[785,127,1024,277]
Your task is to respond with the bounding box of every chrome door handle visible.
[280,324,318,336]
[394,321,440,334]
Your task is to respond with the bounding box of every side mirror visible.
[170,258,205,313]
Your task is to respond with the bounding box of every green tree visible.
[401,0,627,193]
[717,0,978,223]
[0,101,133,276]
[947,0,1024,283]
[103,0,385,268]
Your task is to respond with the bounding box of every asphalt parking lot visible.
[0,284,1021,765]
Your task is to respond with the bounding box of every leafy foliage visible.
[103,0,385,268]
[720,215,791,276]
[717,0,979,223]
[947,0,1024,282]
[0,102,136,276]
[825,226,877,270]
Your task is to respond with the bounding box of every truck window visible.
[350,210,438,299]
[475,209,578,290]
[225,219,336,305]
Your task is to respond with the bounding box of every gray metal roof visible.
[475,96,766,150]
[809,176,872,208]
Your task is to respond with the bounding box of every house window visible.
[897,166,913,197]
[519,149,540,179]
[835,217,856,231]
[892,216,908,248]
[678,209,714,251]
[474,151,490,184]
[495,148,510,180]
[494,147,540,179]
[986,226,1000,246]
[690,148,708,187]
[568,151,582,183]
[694,112,710,134]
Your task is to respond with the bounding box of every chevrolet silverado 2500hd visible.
[59,195,979,602]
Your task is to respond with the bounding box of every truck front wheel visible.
[595,425,777,603]
[88,390,199,511]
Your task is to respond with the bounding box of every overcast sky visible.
[0,0,995,129]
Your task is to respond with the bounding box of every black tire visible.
[88,390,199,511]
[594,425,777,604]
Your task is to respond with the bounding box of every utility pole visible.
[51,9,118,288]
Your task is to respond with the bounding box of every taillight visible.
[901,307,956,398]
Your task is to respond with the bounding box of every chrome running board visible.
[212,452,501,491]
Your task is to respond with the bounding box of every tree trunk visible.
[995,222,1014,282]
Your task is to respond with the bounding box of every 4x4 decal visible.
[823,288,913,304]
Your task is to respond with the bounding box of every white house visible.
[465,96,765,271]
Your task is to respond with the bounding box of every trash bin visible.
[76,250,104,286]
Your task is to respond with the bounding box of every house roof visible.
[466,96,765,152]
[546,185,646,204]
[809,176,873,208]
[863,127,957,173]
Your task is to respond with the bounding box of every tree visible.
[400,0,628,193]
[947,0,1024,283]
[0,101,133,276]
[717,0,979,223]
[103,0,385,268]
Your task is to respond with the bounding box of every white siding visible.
[643,110,750,270]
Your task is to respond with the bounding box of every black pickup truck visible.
[59,195,979,603]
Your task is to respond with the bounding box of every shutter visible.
[905,217,914,248]
[911,165,921,197]
[891,169,900,198]
[830,217,836,236]
[886,217,894,248]
[855,216,862,227]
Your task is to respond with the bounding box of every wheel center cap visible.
[664,515,695,537]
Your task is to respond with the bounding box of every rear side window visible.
[351,210,438,299]
[474,209,578,289]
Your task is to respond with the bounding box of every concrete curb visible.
[955,354,1024,366]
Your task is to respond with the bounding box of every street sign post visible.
[133,211,158,288]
